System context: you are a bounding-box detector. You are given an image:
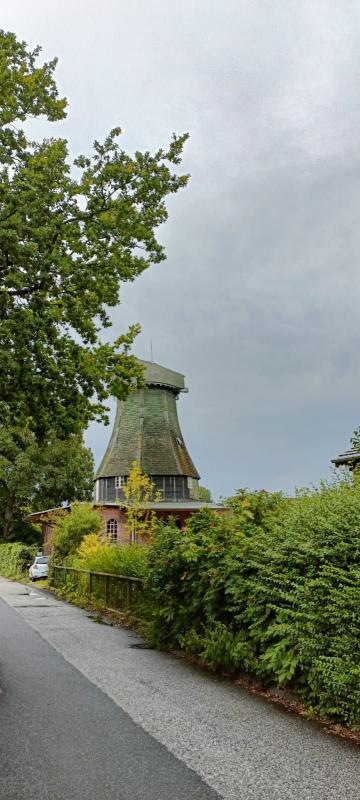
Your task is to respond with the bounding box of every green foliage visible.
[73,534,148,579]
[146,478,360,728]
[198,485,212,502]
[0,30,66,158]
[145,508,249,652]
[0,541,37,577]
[225,487,285,534]
[0,427,94,538]
[351,427,360,450]
[123,461,161,542]
[5,519,42,546]
[47,474,360,728]
[0,29,189,438]
[51,503,103,563]
[53,533,147,613]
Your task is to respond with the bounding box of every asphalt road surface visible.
[0,577,359,800]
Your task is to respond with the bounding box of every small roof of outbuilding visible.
[332,449,360,468]
[26,505,70,522]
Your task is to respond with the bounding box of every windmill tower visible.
[94,360,201,503]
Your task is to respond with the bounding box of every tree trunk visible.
[3,495,15,539]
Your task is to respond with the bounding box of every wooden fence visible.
[51,565,143,612]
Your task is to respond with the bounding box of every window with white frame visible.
[115,476,123,489]
[107,518,118,542]
[187,477,193,489]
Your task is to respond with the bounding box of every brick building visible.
[29,359,225,550]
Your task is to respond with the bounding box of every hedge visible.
[145,478,360,729]
[0,542,37,578]
[42,477,360,729]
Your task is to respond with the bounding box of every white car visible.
[29,555,49,581]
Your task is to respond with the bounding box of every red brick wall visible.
[98,505,129,544]
[41,504,229,551]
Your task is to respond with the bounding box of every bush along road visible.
[49,483,360,732]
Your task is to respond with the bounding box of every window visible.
[187,477,193,489]
[107,518,118,542]
[115,476,123,489]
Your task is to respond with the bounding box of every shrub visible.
[0,542,37,578]
[73,534,148,579]
[225,487,286,534]
[51,503,103,562]
[146,478,360,728]
[146,508,249,647]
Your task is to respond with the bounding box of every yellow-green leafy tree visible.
[123,462,162,543]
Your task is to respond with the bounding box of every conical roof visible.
[95,360,200,480]
[139,360,186,392]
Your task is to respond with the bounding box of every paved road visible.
[0,578,359,799]
[0,594,218,800]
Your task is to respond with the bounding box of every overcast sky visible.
[4,1,360,498]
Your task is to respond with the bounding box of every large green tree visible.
[0,30,189,437]
[0,427,94,538]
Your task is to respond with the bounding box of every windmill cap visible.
[139,359,187,393]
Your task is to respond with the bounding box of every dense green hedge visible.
[0,542,37,578]
[72,540,148,579]
[146,478,360,728]
[45,478,360,728]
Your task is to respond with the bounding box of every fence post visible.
[89,571,93,597]
[105,574,109,606]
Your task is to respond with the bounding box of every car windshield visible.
[35,557,48,564]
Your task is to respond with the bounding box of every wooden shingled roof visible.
[95,360,200,480]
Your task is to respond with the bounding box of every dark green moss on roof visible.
[95,361,200,480]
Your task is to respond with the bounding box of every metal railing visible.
[51,565,143,612]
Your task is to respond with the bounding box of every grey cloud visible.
[3,0,360,497]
